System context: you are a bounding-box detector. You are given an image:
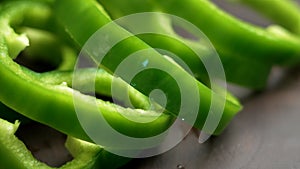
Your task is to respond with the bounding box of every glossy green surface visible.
[98,0,300,89]
[237,0,300,35]
[0,118,128,169]
[55,0,242,135]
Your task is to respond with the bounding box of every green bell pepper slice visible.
[0,117,129,169]
[0,101,31,124]
[236,0,300,36]
[98,0,300,66]
[54,0,242,135]
[94,3,272,89]
[17,27,77,72]
[0,1,173,143]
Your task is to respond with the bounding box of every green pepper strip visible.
[0,117,129,169]
[236,0,300,36]
[95,6,271,89]
[39,69,152,110]
[18,27,77,71]
[0,2,75,123]
[98,0,300,66]
[139,34,272,89]
[54,0,242,135]
[0,1,173,142]
[0,101,31,124]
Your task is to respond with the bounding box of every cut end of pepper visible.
[5,32,29,59]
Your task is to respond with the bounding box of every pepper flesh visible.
[0,1,174,143]
[54,0,242,135]
[0,3,178,169]
[0,117,129,169]
[94,6,272,89]
[236,0,300,35]
[17,27,77,72]
[0,101,31,124]
[98,0,300,66]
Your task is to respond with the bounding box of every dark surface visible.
[119,69,300,169]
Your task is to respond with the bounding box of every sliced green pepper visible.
[0,101,31,124]
[99,0,300,65]
[54,0,241,135]
[97,0,300,90]
[93,5,272,89]
[236,0,300,35]
[17,27,77,72]
[0,0,240,159]
[0,1,174,142]
[96,2,266,89]
[0,117,128,169]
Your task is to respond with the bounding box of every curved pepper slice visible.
[0,117,128,169]
[38,68,152,110]
[93,5,272,89]
[0,1,75,124]
[236,0,300,35]
[0,0,238,168]
[97,1,269,90]
[0,101,31,124]
[0,1,174,143]
[17,27,77,72]
[98,0,300,66]
[54,0,242,135]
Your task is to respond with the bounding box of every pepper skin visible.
[0,117,129,169]
[236,0,300,35]
[98,0,300,90]
[54,0,242,135]
[0,1,174,143]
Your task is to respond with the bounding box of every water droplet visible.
[142,59,149,67]
[177,164,185,169]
